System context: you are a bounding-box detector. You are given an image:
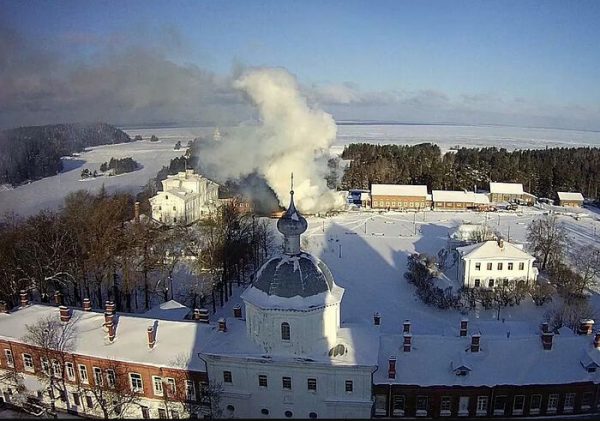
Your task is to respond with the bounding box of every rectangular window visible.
[494,395,506,415]
[487,263,493,270]
[158,408,167,419]
[166,378,176,396]
[345,380,353,392]
[474,279,481,287]
[393,395,405,416]
[375,395,387,416]
[307,378,317,391]
[503,279,509,287]
[93,367,103,386]
[141,406,150,419]
[488,279,495,288]
[65,362,75,381]
[440,396,452,415]
[508,262,513,270]
[582,392,593,409]
[223,371,232,383]
[85,395,93,409]
[564,393,575,411]
[475,263,481,271]
[4,349,14,367]
[458,396,469,415]
[153,376,164,396]
[51,360,61,377]
[513,395,525,414]
[416,396,429,414]
[547,394,558,412]
[282,376,292,390]
[130,373,143,392]
[476,396,488,415]
[497,262,503,270]
[171,411,179,419]
[185,380,196,401]
[78,364,88,383]
[41,357,50,375]
[106,369,116,388]
[22,354,34,372]
[72,393,80,406]
[258,375,268,387]
[530,394,541,414]
[519,262,525,270]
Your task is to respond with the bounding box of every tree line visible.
[99,157,139,175]
[341,143,600,199]
[0,123,132,186]
[0,188,272,316]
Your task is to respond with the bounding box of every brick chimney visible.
[147,325,156,349]
[19,290,29,308]
[107,321,115,342]
[233,305,242,319]
[403,320,411,334]
[104,311,115,328]
[134,202,140,223]
[105,301,116,315]
[578,319,595,335]
[388,356,397,379]
[198,308,210,324]
[54,291,63,306]
[218,318,227,332]
[541,322,549,333]
[373,312,381,326]
[403,333,412,352]
[59,306,71,322]
[460,318,468,337]
[594,332,600,349]
[0,301,8,314]
[541,331,554,350]
[498,238,504,248]
[470,333,481,353]
[83,298,92,312]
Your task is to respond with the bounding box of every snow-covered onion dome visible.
[241,185,344,355]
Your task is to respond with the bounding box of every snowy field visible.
[0,132,194,217]
[208,206,600,345]
[2,123,600,217]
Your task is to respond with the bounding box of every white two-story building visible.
[150,170,219,225]
[456,239,538,289]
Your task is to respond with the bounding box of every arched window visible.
[281,322,290,340]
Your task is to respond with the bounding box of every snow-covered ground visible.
[2,124,600,217]
[204,205,600,349]
[0,134,192,217]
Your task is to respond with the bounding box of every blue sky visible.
[2,0,600,129]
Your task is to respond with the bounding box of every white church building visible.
[200,189,377,419]
[456,238,538,289]
[149,170,219,225]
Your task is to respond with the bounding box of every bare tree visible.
[84,360,143,419]
[571,244,600,295]
[22,313,79,414]
[544,298,597,332]
[527,215,567,270]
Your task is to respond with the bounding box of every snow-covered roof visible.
[448,224,490,241]
[489,182,524,195]
[432,191,490,204]
[360,192,370,201]
[375,333,600,386]
[557,192,584,202]
[457,240,535,261]
[0,305,215,371]
[200,318,378,367]
[371,184,428,197]
[143,300,191,321]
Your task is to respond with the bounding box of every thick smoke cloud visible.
[194,68,345,213]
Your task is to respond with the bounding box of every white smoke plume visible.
[195,67,345,213]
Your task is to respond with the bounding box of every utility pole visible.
[507,225,511,242]
[413,212,417,235]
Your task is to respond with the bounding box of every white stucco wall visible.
[244,302,341,356]
[460,257,537,288]
[205,357,374,419]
